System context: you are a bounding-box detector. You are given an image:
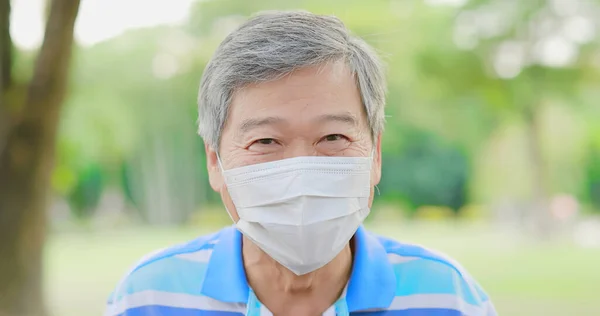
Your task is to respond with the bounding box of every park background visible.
[2,0,600,315]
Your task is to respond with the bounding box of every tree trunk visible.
[0,0,10,92]
[0,1,80,315]
[0,0,11,154]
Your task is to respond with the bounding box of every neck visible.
[242,235,353,310]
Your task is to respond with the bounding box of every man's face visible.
[206,61,382,221]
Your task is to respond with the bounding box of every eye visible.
[247,138,281,153]
[322,134,347,142]
[317,134,351,153]
[255,138,276,145]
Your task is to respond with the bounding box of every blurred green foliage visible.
[34,0,600,223]
[379,128,469,215]
[67,164,104,219]
[585,147,600,210]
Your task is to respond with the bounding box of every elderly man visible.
[106,10,496,316]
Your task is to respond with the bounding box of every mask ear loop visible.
[216,153,225,172]
[371,148,380,196]
[216,153,238,225]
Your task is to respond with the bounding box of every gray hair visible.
[197,10,386,150]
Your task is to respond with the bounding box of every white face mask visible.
[219,154,373,275]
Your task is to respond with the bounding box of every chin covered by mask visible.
[219,154,372,275]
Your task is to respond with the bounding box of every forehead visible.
[224,61,367,130]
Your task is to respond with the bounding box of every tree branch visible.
[0,1,80,312]
[0,0,11,156]
[25,0,80,116]
[0,0,11,95]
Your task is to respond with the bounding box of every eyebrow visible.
[238,116,285,134]
[237,112,359,135]
[317,113,359,126]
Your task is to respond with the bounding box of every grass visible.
[44,221,600,316]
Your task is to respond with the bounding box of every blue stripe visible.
[393,259,479,305]
[117,257,208,300]
[351,308,463,316]
[377,237,471,284]
[246,289,261,316]
[126,231,220,277]
[201,226,250,303]
[334,296,349,315]
[118,305,243,316]
[107,227,494,316]
[346,226,396,311]
[378,238,454,266]
[111,233,218,303]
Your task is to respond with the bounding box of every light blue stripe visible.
[392,259,479,306]
[106,227,495,316]
[473,281,490,301]
[129,232,219,274]
[246,289,261,316]
[119,305,243,316]
[379,239,467,277]
[350,308,462,315]
[117,257,208,301]
[334,296,349,316]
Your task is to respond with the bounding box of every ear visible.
[205,143,224,192]
[371,133,382,186]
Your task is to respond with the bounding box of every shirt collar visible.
[201,225,396,311]
[345,225,396,311]
[201,225,249,303]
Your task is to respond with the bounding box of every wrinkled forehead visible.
[222,62,369,136]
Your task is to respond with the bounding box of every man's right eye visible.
[247,138,281,153]
[256,138,276,145]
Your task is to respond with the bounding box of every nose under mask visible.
[218,153,373,275]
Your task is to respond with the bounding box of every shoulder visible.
[105,228,241,316]
[372,232,497,315]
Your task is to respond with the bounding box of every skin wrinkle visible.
[198,11,386,315]
[197,12,385,151]
[206,62,382,315]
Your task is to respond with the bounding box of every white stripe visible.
[323,305,336,316]
[426,248,471,277]
[256,300,339,316]
[397,245,484,303]
[109,247,169,306]
[256,304,337,316]
[387,253,420,264]
[481,300,497,316]
[425,248,485,303]
[388,294,484,315]
[175,249,213,262]
[109,290,246,316]
[259,304,273,316]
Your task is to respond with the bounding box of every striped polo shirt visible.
[105,225,497,316]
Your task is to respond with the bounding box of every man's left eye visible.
[323,134,345,142]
